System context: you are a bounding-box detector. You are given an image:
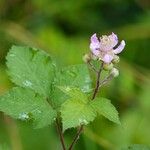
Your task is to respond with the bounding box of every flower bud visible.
[110,68,119,77]
[82,53,91,63]
[112,55,120,64]
[103,63,113,71]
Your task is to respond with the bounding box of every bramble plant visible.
[0,32,125,150]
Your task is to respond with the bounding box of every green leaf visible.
[0,87,56,128]
[6,46,56,97]
[51,64,92,108]
[60,88,96,131]
[90,97,120,124]
[57,86,87,102]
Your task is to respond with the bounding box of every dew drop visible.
[79,118,88,125]
[32,47,38,51]
[37,110,42,114]
[83,119,88,125]
[18,112,29,121]
[65,86,71,92]
[81,85,89,93]
[23,80,32,87]
[9,54,15,57]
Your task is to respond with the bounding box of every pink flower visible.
[90,33,125,64]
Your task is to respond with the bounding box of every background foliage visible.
[0,0,150,149]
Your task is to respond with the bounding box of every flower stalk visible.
[57,32,125,150]
[67,32,125,150]
[68,62,104,150]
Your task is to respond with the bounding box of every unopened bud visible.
[110,68,119,77]
[112,55,120,64]
[103,63,113,71]
[83,53,91,63]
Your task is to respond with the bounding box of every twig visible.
[46,98,66,150]
[68,62,104,150]
[55,118,66,150]
[68,125,84,150]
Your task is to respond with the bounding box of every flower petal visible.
[91,33,99,43]
[102,54,113,64]
[90,33,100,56]
[113,40,125,54]
[92,49,100,56]
[109,32,118,48]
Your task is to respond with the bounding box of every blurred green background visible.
[0,0,150,150]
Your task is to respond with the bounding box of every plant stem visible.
[68,62,104,150]
[68,125,84,150]
[92,62,104,100]
[55,118,66,150]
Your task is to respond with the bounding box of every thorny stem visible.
[68,62,104,150]
[55,118,66,150]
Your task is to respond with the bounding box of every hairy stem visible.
[92,62,104,100]
[68,62,104,150]
[55,118,66,150]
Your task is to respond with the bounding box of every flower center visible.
[100,35,112,46]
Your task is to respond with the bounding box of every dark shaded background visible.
[0,0,150,150]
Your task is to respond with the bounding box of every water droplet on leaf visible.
[23,80,32,87]
[65,86,71,92]
[79,118,88,125]
[9,54,15,57]
[18,112,29,121]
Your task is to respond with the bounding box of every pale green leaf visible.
[0,87,56,128]
[60,88,96,131]
[6,46,56,97]
[90,97,120,124]
[57,86,88,103]
[51,64,92,108]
